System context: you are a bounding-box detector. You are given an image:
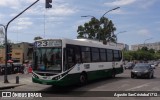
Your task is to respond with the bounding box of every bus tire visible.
[79,73,87,85]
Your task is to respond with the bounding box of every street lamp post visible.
[101,7,120,18]
[0,24,9,83]
[81,15,95,18]
[143,38,153,47]
[115,31,127,43]
[0,0,39,83]
[81,7,120,41]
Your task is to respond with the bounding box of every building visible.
[0,42,33,64]
[131,42,160,51]
[108,42,129,51]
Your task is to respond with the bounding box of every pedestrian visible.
[23,60,29,74]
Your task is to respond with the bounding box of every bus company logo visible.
[2,92,11,97]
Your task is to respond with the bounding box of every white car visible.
[148,62,155,69]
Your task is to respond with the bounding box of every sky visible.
[0,0,160,47]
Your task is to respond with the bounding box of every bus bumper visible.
[32,77,65,86]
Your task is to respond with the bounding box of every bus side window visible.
[67,48,75,69]
[74,46,81,63]
[81,47,91,63]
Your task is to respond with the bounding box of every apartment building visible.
[131,42,160,51]
[108,42,129,51]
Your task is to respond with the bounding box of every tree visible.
[123,48,157,61]
[123,51,133,61]
[34,36,43,41]
[77,17,116,43]
[140,46,148,51]
[0,39,12,47]
[148,48,155,53]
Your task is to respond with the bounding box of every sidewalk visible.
[0,73,32,90]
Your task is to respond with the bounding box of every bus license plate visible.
[43,76,51,80]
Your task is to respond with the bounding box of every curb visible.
[0,84,25,90]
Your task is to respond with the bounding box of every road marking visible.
[125,82,153,91]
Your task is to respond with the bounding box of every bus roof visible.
[35,38,122,50]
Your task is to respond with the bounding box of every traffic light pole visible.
[4,0,39,83]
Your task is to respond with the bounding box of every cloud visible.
[46,4,76,16]
[138,0,157,9]
[104,0,136,6]
[0,13,4,19]
[17,17,33,26]
[24,2,76,17]
[109,9,126,14]
[0,0,21,9]
[137,29,151,37]
[10,17,33,31]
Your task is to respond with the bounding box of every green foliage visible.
[34,36,43,41]
[77,17,116,42]
[0,39,12,47]
[140,46,148,51]
[123,47,160,61]
[148,48,155,53]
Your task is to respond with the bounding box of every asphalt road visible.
[1,65,160,100]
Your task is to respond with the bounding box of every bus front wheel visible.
[111,69,116,78]
[79,73,87,85]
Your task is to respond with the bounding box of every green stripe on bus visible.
[32,67,123,86]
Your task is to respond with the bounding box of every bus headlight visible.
[52,76,59,80]
[52,75,62,80]
[32,73,39,79]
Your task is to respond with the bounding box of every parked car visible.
[131,63,154,79]
[148,62,156,69]
[0,64,12,75]
[154,61,159,67]
[12,63,24,74]
[124,62,135,69]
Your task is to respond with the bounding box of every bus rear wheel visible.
[79,73,87,85]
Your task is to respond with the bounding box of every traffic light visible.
[45,0,52,8]
[7,44,12,60]
[7,44,12,53]
[7,53,12,60]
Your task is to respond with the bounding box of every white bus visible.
[32,38,123,86]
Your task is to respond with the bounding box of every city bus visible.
[32,38,123,86]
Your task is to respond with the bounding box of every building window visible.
[15,53,21,55]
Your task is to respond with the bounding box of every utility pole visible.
[3,0,39,83]
[143,38,153,47]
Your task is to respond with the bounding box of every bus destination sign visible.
[35,40,62,47]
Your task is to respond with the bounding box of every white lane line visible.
[125,82,153,91]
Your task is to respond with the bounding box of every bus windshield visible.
[34,47,62,72]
